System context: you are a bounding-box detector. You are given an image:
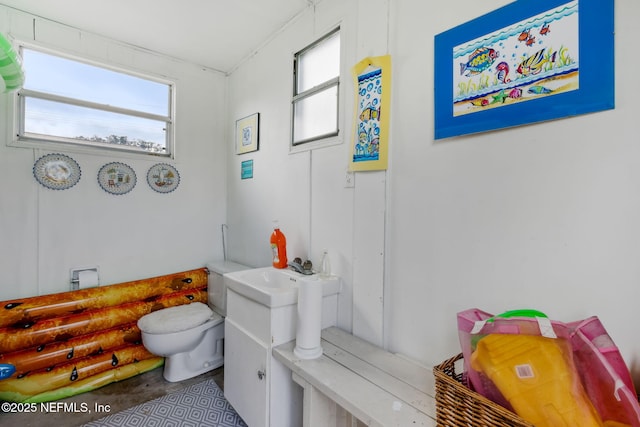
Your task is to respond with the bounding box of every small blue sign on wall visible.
[241,159,253,179]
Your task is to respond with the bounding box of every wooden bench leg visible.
[294,372,339,426]
[293,372,369,427]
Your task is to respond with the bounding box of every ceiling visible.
[0,0,314,74]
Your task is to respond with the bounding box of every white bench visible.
[273,327,437,427]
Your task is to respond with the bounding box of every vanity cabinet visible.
[224,319,270,426]
[224,286,339,427]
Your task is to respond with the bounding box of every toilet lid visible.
[137,302,219,334]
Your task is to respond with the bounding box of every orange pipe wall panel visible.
[20,357,165,403]
[0,322,141,376]
[1,268,207,328]
[0,268,209,402]
[1,344,156,401]
[0,288,207,354]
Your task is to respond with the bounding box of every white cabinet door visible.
[224,318,269,427]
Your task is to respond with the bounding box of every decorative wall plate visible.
[33,153,81,190]
[147,163,180,193]
[98,162,137,195]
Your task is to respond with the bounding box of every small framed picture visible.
[235,113,260,154]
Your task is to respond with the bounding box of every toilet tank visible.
[206,261,251,316]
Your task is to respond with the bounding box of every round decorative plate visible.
[147,163,180,193]
[98,162,137,195]
[33,153,81,190]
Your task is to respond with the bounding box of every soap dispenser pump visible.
[270,221,288,269]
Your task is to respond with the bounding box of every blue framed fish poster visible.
[434,0,614,139]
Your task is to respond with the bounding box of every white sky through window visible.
[21,48,170,149]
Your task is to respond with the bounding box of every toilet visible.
[137,260,250,382]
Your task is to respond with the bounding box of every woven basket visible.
[433,353,534,427]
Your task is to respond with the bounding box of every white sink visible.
[223,266,341,307]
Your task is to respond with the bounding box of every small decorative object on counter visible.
[318,249,331,278]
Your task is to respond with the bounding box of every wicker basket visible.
[433,353,535,427]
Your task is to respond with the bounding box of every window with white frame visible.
[16,46,173,156]
[292,28,340,146]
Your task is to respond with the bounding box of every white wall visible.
[226,0,392,340]
[389,0,640,376]
[227,0,640,383]
[0,6,228,299]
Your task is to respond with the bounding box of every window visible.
[292,28,340,146]
[16,47,173,156]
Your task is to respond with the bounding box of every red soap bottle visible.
[270,224,288,269]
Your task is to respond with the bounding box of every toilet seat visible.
[138,302,220,334]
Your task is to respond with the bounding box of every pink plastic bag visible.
[570,316,640,427]
[457,308,640,427]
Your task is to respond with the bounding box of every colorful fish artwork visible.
[517,48,557,77]
[518,28,537,46]
[460,47,499,76]
[508,87,523,99]
[351,55,390,171]
[470,98,489,107]
[495,62,511,83]
[354,66,383,164]
[436,0,614,140]
[360,105,380,122]
[452,1,579,118]
[528,85,553,94]
[518,29,530,41]
[539,23,551,36]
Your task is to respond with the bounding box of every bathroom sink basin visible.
[223,267,340,307]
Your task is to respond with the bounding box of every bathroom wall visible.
[225,0,391,339]
[2,0,639,380]
[226,0,640,376]
[0,6,228,299]
[388,0,640,372]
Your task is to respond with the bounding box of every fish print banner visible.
[351,55,391,172]
[434,0,614,140]
[453,0,578,117]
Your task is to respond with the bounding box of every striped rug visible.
[83,378,247,427]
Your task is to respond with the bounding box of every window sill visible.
[9,136,173,160]
[289,134,343,155]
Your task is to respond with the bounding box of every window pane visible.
[293,86,338,143]
[297,31,340,93]
[25,97,167,153]
[22,49,169,116]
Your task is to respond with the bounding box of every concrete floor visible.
[0,365,225,427]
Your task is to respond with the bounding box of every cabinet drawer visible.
[227,288,271,343]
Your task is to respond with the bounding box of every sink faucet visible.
[288,258,314,275]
